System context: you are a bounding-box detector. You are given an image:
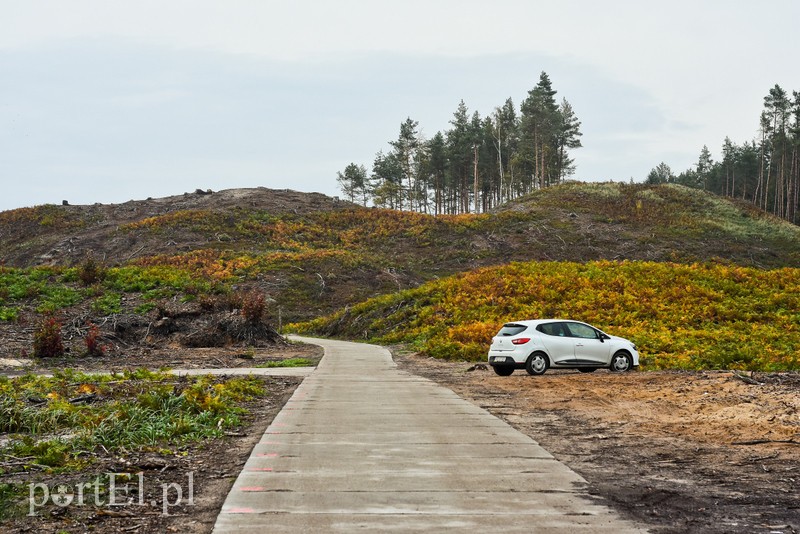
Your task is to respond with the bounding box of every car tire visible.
[609,351,632,372]
[492,365,514,376]
[525,352,549,375]
[578,368,597,373]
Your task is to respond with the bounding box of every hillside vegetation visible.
[1,182,799,368]
[293,260,800,371]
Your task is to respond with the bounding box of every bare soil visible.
[393,350,800,534]
[0,342,323,376]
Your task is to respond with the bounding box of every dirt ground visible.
[0,344,320,534]
[0,342,324,375]
[393,350,800,534]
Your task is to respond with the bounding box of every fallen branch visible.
[68,393,98,404]
[125,245,146,261]
[731,439,798,446]
[141,321,152,343]
[0,458,51,470]
[315,272,326,297]
[0,455,36,463]
[731,371,763,386]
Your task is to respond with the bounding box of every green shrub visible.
[91,292,122,315]
[0,306,20,322]
[36,285,82,314]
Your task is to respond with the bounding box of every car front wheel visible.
[526,352,549,375]
[609,351,632,372]
[492,365,514,376]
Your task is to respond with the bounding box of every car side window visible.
[565,322,598,339]
[537,322,567,337]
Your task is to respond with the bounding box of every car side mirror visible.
[599,333,610,342]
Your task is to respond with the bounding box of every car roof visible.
[504,319,569,326]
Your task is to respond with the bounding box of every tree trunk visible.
[473,145,479,214]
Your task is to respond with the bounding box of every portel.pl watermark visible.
[29,471,194,516]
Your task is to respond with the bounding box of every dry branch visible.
[732,371,763,386]
[731,439,798,446]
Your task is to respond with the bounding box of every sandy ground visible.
[393,350,800,534]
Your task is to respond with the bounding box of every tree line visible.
[337,72,583,214]
[647,84,800,224]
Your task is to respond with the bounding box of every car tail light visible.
[511,338,531,345]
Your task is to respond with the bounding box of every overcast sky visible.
[1,0,799,211]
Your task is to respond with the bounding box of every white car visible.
[488,319,639,376]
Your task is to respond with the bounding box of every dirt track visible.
[394,350,800,534]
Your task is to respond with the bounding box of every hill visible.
[293,260,800,371]
[0,187,352,268]
[1,182,799,365]
[4,183,798,272]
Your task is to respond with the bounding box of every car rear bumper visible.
[488,353,526,368]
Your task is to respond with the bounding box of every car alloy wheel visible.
[526,352,549,375]
[610,351,632,372]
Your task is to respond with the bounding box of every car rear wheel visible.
[492,365,514,376]
[578,368,597,373]
[525,353,549,375]
[609,351,632,372]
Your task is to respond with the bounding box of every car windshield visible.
[497,324,527,336]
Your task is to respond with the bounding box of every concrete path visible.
[213,337,647,533]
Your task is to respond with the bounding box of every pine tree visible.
[555,98,582,182]
[520,72,561,190]
[371,151,404,209]
[646,162,674,184]
[446,101,474,213]
[390,118,422,212]
[696,145,714,190]
[492,98,518,204]
[424,132,448,215]
[336,163,367,204]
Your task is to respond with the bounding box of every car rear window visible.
[497,324,527,336]
[537,322,566,337]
